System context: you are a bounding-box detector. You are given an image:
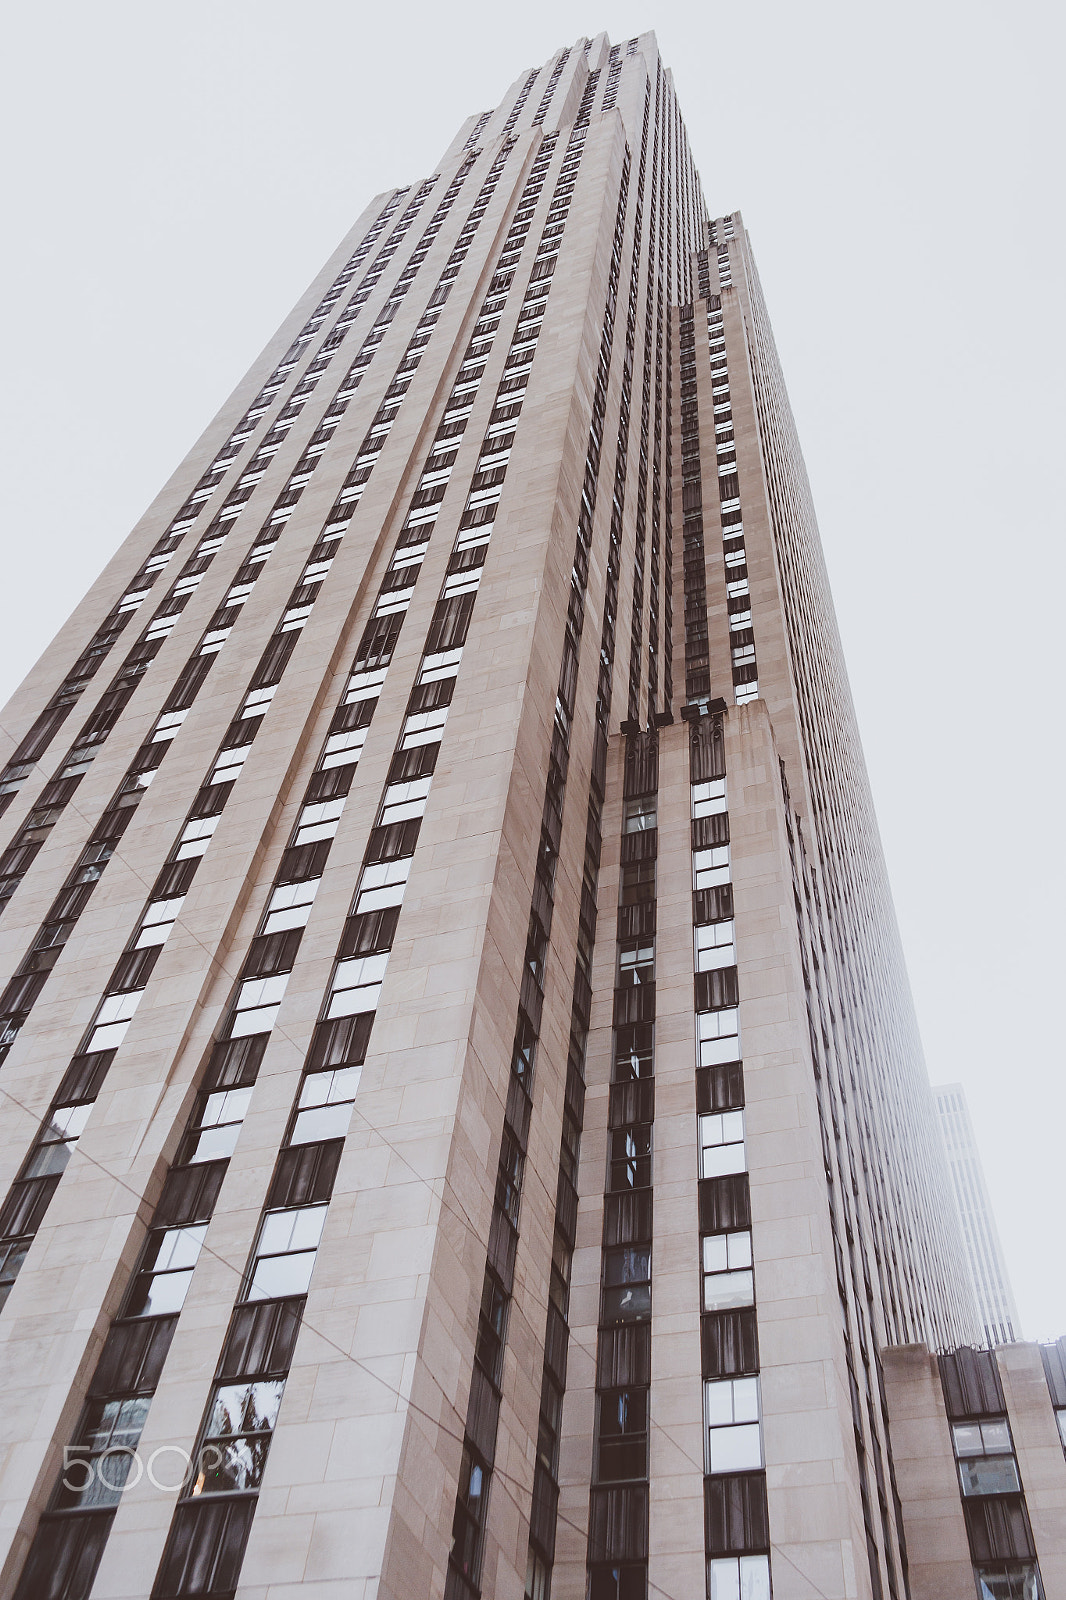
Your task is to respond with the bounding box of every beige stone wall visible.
[999,1344,1066,1595]
[881,1346,974,1599]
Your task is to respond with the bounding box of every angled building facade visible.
[0,32,978,1600]
[934,1083,1020,1348]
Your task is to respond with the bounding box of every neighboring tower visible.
[934,1082,1020,1346]
[0,32,977,1600]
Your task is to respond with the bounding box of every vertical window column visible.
[939,1348,1044,1600]
[705,299,758,706]
[586,734,657,1600]
[678,303,711,706]
[447,125,627,1600]
[687,711,772,1600]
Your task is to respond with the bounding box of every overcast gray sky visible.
[1,0,1062,1337]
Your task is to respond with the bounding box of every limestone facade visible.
[0,31,1002,1600]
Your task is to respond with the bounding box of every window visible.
[952,1418,1021,1496]
[152,708,189,742]
[191,1381,285,1495]
[618,940,654,986]
[135,896,185,948]
[455,525,492,553]
[125,1225,207,1316]
[418,463,454,491]
[345,666,388,704]
[401,707,448,748]
[707,1554,772,1600]
[597,1388,648,1481]
[262,878,319,935]
[55,1397,152,1508]
[614,1024,654,1081]
[326,951,388,1020]
[692,779,727,818]
[952,1418,1012,1455]
[291,1065,361,1144]
[24,1102,92,1177]
[391,540,429,569]
[180,1088,253,1163]
[696,920,735,971]
[301,560,332,584]
[705,1376,762,1472]
[588,1566,646,1600]
[320,728,367,771]
[548,1227,572,1316]
[608,1127,652,1192]
[697,1008,741,1068]
[292,798,345,847]
[703,1230,754,1309]
[355,858,410,914]
[602,1245,652,1324]
[475,1272,507,1384]
[175,814,220,860]
[230,974,289,1038]
[526,1551,551,1600]
[694,846,730,889]
[88,989,143,1051]
[419,648,462,685]
[0,1240,29,1308]
[450,1445,488,1584]
[699,1109,746,1177]
[619,858,655,905]
[379,777,431,825]
[423,445,460,474]
[246,1206,327,1300]
[973,1567,1043,1600]
[1056,1409,1066,1452]
[623,797,657,833]
[210,747,248,785]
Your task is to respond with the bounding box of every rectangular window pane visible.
[959,1456,1021,1495]
[247,1250,318,1300]
[708,1555,771,1600]
[290,1102,354,1144]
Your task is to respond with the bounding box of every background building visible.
[935,1082,1021,1348]
[0,31,983,1600]
[884,1341,1066,1598]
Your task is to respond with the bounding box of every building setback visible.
[883,1342,1066,1598]
[934,1082,1020,1349]
[0,31,984,1600]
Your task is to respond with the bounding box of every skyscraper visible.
[934,1083,1020,1348]
[0,32,978,1600]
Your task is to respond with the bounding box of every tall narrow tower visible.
[0,33,975,1600]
